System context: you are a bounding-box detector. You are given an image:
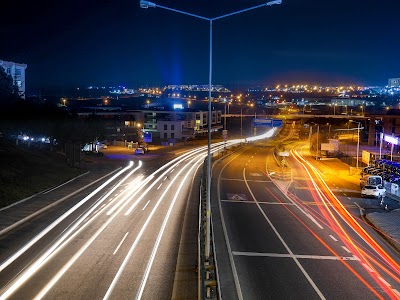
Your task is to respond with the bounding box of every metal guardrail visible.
[198,144,243,299]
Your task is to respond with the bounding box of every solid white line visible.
[142,200,150,211]
[243,168,326,300]
[217,152,246,300]
[393,289,400,296]
[378,277,391,287]
[157,183,162,190]
[231,251,359,261]
[329,235,338,242]
[341,246,351,253]
[113,232,129,255]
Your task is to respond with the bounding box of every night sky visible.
[1,0,399,90]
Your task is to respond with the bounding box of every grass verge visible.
[0,140,85,208]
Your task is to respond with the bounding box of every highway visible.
[0,142,231,300]
[212,129,400,299]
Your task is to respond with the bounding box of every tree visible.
[0,66,20,107]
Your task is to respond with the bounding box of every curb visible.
[0,167,121,237]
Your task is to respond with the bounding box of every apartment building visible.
[0,59,28,98]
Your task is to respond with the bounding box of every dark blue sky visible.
[1,0,399,90]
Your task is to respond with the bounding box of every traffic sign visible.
[222,130,228,141]
[253,118,283,127]
[143,132,152,143]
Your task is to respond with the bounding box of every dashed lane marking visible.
[113,232,129,255]
[342,246,351,253]
[142,200,150,211]
[232,251,359,261]
[221,200,295,205]
[329,235,338,242]
[378,277,391,287]
[221,178,272,183]
[362,263,374,273]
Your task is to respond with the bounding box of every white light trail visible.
[0,162,134,275]
[136,156,203,299]
[104,152,206,300]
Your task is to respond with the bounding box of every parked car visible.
[135,148,145,155]
[361,185,386,199]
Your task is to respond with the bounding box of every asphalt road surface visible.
[212,137,400,299]
[0,142,232,300]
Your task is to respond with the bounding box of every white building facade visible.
[0,59,27,98]
[388,78,400,88]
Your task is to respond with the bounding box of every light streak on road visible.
[106,175,144,215]
[136,155,204,299]
[291,149,400,299]
[0,131,274,299]
[0,161,141,300]
[104,152,207,300]
[0,161,135,275]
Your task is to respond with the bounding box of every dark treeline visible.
[0,67,105,150]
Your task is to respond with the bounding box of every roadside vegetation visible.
[0,66,100,208]
[0,140,84,208]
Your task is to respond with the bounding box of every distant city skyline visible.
[1,0,399,90]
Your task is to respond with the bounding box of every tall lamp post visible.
[350,120,362,170]
[140,0,282,260]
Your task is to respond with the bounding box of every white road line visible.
[343,193,347,196]
[231,251,359,261]
[157,183,162,190]
[341,246,351,253]
[170,168,174,173]
[248,160,250,163]
[164,177,167,181]
[221,178,272,183]
[352,255,360,261]
[378,277,391,287]
[221,200,294,205]
[329,235,338,242]
[142,200,150,211]
[113,232,129,255]
[393,289,400,296]
[243,169,326,300]
[347,197,351,200]
[362,263,374,273]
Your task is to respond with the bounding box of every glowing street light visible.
[140,0,282,260]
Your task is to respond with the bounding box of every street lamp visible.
[350,120,362,170]
[140,0,282,260]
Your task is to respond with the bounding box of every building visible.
[388,78,400,88]
[76,108,223,143]
[0,60,28,98]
